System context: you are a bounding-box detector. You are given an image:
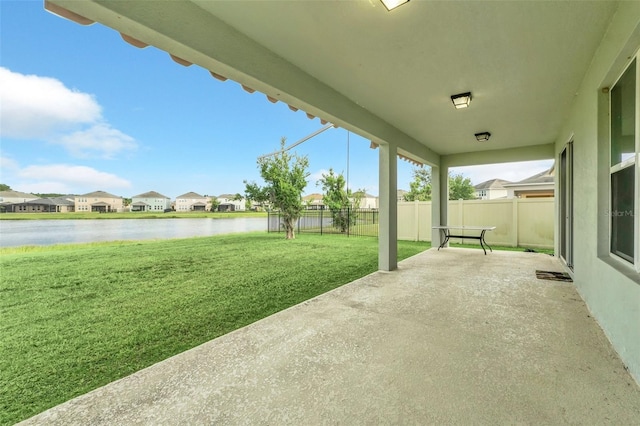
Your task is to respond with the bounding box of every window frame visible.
[608,52,640,271]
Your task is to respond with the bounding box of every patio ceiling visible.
[46,0,617,165]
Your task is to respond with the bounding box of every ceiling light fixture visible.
[380,0,410,11]
[474,132,491,142]
[451,92,472,109]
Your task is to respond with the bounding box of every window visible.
[609,57,639,268]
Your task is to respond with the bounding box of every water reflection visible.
[0,218,266,247]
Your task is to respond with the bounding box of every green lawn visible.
[0,233,429,425]
[0,211,267,220]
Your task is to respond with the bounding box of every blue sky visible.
[0,1,553,199]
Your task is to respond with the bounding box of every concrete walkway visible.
[22,248,640,425]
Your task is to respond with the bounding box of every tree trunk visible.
[284,217,296,239]
[286,227,295,239]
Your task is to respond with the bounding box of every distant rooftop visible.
[132,191,170,199]
[80,190,122,199]
[303,193,323,201]
[24,197,74,206]
[504,168,555,186]
[176,192,205,199]
[0,190,38,199]
[353,191,376,198]
[473,179,512,190]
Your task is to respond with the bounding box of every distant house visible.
[175,192,210,212]
[216,193,246,212]
[354,191,378,209]
[303,193,324,210]
[0,190,39,211]
[503,167,555,198]
[473,179,511,200]
[397,189,408,202]
[75,191,124,212]
[12,197,75,213]
[131,191,172,212]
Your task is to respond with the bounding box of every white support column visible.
[379,143,398,271]
[431,165,441,245]
[512,198,519,247]
[431,165,449,248]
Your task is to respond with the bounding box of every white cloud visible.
[0,67,137,159]
[57,124,137,159]
[308,168,330,187]
[311,169,331,180]
[16,164,131,194]
[0,155,19,171]
[17,181,76,195]
[0,67,100,139]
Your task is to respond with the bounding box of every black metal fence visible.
[268,208,379,237]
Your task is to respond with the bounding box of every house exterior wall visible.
[554,2,640,383]
[303,194,324,210]
[12,202,74,213]
[13,204,46,213]
[358,196,378,209]
[75,195,124,212]
[216,196,246,211]
[488,188,508,200]
[506,184,555,198]
[131,197,171,211]
[397,199,554,249]
[176,197,210,211]
[515,190,554,198]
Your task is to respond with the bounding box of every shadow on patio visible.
[22,248,640,424]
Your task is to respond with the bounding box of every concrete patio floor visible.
[22,248,640,425]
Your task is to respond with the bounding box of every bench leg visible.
[479,230,492,255]
[438,229,449,250]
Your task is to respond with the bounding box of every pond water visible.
[0,218,267,247]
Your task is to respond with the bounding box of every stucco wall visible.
[554,1,640,383]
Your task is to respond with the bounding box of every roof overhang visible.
[503,182,555,188]
[45,0,619,166]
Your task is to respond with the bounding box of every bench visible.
[432,225,496,255]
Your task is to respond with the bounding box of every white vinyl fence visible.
[398,198,554,249]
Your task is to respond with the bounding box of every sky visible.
[0,1,553,199]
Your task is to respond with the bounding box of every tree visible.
[402,167,475,201]
[0,184,11,192]
[243,181,270,210]
[244,137,309,239]
[350,190,365,211]
[448,173,476,200]
[317,169,361,233]
[210,197,220,212]
[404,167,432,201]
